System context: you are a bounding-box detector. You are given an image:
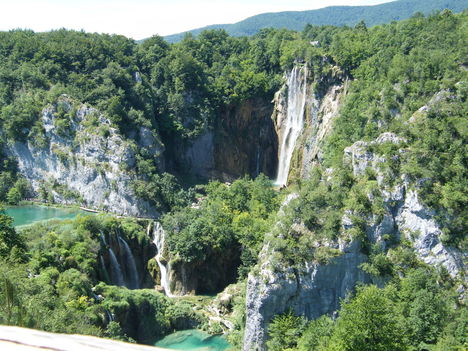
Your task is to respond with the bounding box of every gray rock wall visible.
[7,97,163,217]
[243,131,466,351]
[244,239,369,351]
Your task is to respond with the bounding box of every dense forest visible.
[163,0,468,42]
[0,8,467,351]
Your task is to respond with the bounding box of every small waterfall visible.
[108,248,125,287]
[100,231,108,246]
[275,65,308,186]
[153,222,173,297]
[105,309,113,322]
[100,255,111,283]
[118,236,140,289]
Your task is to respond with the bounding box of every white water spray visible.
[153,222,173,297]
[275,65,307,186]
[108,248,125,287]
[118,236,140,289]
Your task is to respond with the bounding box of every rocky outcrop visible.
[7,97,163,217]
[213,98,278,181]
[243,193,368,350]
[344,132,467,278]
[168,97,277,181]
[244,239,369,351]
[167,246,241,296]
[272,65,348,182]
[244,131,466,351]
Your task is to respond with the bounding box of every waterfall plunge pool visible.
[154,329,230,351]
[5,205,91,228]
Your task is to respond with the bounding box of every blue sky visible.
[1,0,392,39]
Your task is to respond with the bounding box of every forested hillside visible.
[0,8,466,351]
[163,0,467,42]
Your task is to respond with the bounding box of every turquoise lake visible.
[154,329,230,351]
[5,205,89,227]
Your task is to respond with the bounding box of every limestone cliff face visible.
[272,65,348,182]
[243,132,467,351]
[213,98,278,180]
[244,240,369,351]
[7,97,163,217]
[243,195,370,351]
[179,97,278,181]
[167,249,241,296]
[344,132,467,278]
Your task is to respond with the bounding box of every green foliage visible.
[271,267,464,351]
[317,10,468,248]
[296,315,334,351]
[266,310,307,351]
[0,208,27,262]
[327,285,406,351]
[163,0,467,43]
[0,214,206,343]
[163,175,278,276]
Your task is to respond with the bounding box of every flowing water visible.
[5,205,88,227]
[153,222,173,297]
[108,248,125,287]
[154,329,230,351]
[118,236,140,289]
[275,65,307,186]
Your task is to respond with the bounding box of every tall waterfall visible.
[153,222,173,297]
[118,236,140,289]
[108,248,125,287]
[275,65,308,186]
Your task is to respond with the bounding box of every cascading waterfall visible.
[153,222,173,297]
[108,248,125,287]
[275,65,308,186]
[100,255,111,283]
[118,236,140,289]
[100,231,107,246]
[105,309,113,322]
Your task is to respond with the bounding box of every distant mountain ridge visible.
[163,0,467,43]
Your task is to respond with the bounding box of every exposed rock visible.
[170,97,277,181]
[343,132,406,177]
[409,89,456,123]
[212,98,278,180]
[184,130,215,178]
[6,97,163,217]
[244,238,369,351]
[150,220,241,297]
[397,189,466,278]
[167,246,241,296]
[272,65,348,182]
[244,132,466,350]
[300,80,349,176]
[344,133,466,278]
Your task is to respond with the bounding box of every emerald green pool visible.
[5,205,88,227]
[154,329,230,351]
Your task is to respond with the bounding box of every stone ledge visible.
[0,326,171,351]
